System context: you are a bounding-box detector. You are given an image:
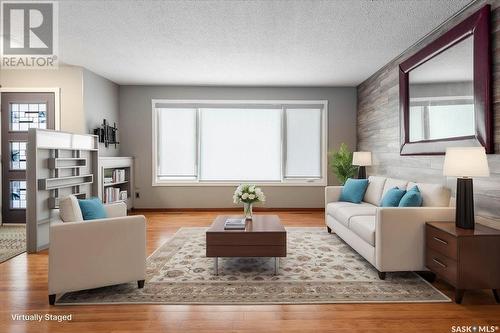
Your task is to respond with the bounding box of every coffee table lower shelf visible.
[212,256,280,275]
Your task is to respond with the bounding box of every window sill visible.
[152,180,327,187]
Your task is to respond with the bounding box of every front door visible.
[1,92,55,223]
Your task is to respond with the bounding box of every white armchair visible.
[48,202,146,305]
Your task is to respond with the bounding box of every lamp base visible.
[456,177,475,229]
[357,166,366,179]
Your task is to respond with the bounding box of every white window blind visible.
[157,108,197,178]
[153,100,327,185]
[285,108,321,178]
[199,108,282,181]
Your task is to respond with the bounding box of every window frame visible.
[152,99,328,187]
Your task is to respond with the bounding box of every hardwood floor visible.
[1,211,499,333]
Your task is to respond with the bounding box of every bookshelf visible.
[26,129,99,253]
[98,157,134,208]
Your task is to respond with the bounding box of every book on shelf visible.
[105,187,123,203]
[112,169,126,183]
[104,177,113,184]
[119,190,128,201]
[224,218,246,230]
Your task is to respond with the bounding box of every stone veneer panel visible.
[357,0,500,221]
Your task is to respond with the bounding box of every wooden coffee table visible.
[206,215,287,275]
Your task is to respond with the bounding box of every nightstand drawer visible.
[426,248,457,285]
[426,224,457,260]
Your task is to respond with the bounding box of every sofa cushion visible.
[59,195,83,222]
[407,182,451,207]
[327,202,377,228]
[339,178,369,204]
[399,186,423,207]
[380,187,406,207]
[382,178,408,198]
[349,215,376,246]
[363,176,386,206]
[326,201,374,217]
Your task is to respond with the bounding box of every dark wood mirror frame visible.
[399,5,492,156]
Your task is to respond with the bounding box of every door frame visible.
[0,88,61,225]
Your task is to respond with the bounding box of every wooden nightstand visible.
[425,221,500,304]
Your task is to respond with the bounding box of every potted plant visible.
[329,143,358,185]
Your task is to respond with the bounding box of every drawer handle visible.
[433,258,447,268]
[433,237,448,245]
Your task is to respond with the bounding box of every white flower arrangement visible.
[233,184,265,204]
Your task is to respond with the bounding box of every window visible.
[409,96,474,142]
[152,100,327,185]
[156,108,197,179]
[285,108,322,178]
[10,103,47,131]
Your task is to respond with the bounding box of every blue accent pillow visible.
[78,197,107,220]
[399,186,423,207]
[339,178,369,204]
[380,187,406,207]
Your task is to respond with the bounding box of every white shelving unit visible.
[26,129,99,253]
[98,157,134,208]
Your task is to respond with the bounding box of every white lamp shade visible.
[352,151,372,166]
[443,147,490,177]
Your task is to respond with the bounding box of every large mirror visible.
[399,5,492,155]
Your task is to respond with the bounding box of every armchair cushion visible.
[105,202,127,217]
[59,195,83,222]
[78,197,108,220]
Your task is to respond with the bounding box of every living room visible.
[0,0,499,332]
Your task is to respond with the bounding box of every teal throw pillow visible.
[380,187,406,207]
[78,197,107,220]
[339,178,369,204]
[399,186,423,207]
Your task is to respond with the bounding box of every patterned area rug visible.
[0,225,26,263]
[57,227,449,305]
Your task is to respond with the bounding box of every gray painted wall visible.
[83,69,120,156]
[119,86,357,208]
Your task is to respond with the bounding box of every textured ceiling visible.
[59,0,471,86]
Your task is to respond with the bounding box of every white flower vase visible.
[243,202,253,220]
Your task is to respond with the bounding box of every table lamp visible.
[443,147,490,229]
[352,151,372,179]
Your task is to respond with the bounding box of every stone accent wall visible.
[357,0,500,220]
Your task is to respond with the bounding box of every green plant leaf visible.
[328,143,358,185]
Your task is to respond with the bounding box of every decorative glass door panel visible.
[1,92,55,223]
[10,103,47,131]
[10,142,27,170]
[10,180,27,209]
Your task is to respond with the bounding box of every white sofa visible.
[48,202,146,305]
[325,176,455,279]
